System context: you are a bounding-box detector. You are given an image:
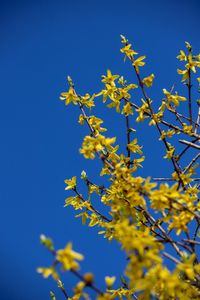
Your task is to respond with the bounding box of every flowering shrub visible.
[38,36,200,300]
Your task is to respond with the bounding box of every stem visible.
[176,138,199,161]
[123,97,200,139]
[59,285,69,299]
[183,239,200,245]
[188,68,193,126]
[125,113,131,167]
[195,105,200,134]
[74,188,111,222]
[71,269,103,295]
[162,251,180,264]
[152,177,200,181]
[183,153,200,174]
[142,209,182,256]
[132,64,185,189]
[179,140,200,150]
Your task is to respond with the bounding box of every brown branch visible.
[183,239,200,245]
[131,63,186,189]
[162,251,180,264]
[195,105,200,134]
[74,188,111,222]
[141,208,182,256]
[183,153,200,174]
[187,61,193,126]
[176,138,199,161]
[152,177,200,181]
[71,269,103,295]
[166,105,199,127]
[125,114,131,167]
[179,140,200,150]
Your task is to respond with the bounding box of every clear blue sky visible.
[1,1,200,299]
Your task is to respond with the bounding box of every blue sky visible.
[1,1,200,299]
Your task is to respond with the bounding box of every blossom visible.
[132,56,146,72]
[105,276,116,288]
[64,176,77,190]
[120,43,138,59]
[163,89,186,106]
[121,102,133,116]
[102,70,119,86]
[142,73,155,87]
[176,50,187,61]
[56,242,84,270]
[127,139,143,154]
[37,266,59,280]
[60,87,79,105]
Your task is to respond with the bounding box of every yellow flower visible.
[105,276,116,288]
[37,266,59,280]
[163,89,186,106]
[121,102,133,116]
[88,115,107,134]
[56,242,84,271]
[73,281,85,294]
[64,176,77,190]
[60,87,79,105]
[177,69,189,82]
[80,135,116,159]
[182,123,193,134]
[176,50,187,61]
[142,74,155,87]
[186,54,200,73]
[163,147,175,160]
[127,139,143,154]
[132,56,146,72]
[120,43,138,59]
[102,70,119,86]
[78,114,85,125]
[176,253,196,280]
[159,129,175,140]
[102,85,117,103]
[80,93,95,108]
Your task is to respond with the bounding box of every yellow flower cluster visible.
[56,242,84,271]
[177,43,200,81]
[163,89,186,106]
[80,134,116,159]
[38,37,200,299]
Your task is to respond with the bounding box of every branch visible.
[187,56,193,126]
[125,114,131,166]
[195,105,200,134]
[162,251,180,264]
[179,140,200,150]
[152,177,200,181]
[71,269,103,296]
[183,153,200,174]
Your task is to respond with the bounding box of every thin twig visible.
[74,188,111,222]
[187,62,193,126]
[71,269,103,295]
[195,105,200,134]
[131,63,186,189]
[176,138,199,161]
[142,209,182,256]
[152,177,200,181]
[183,239,200,245]
[162,251,180,264]
[183,153,200,174]
[123,98,200,139]
[179,140,200,150]
[125,114,131,167]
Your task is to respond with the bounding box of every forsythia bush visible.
[38,36,200,300]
